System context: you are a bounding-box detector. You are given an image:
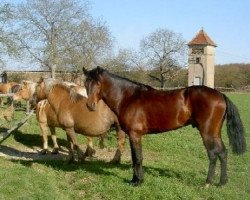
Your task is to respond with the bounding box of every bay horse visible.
[83,66,246,186]
[13,80,111,157]
[33,78,126,163]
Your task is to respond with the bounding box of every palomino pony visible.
[34,78,126,163]
[13,80,110,157]
[0,82,18,105]
[12,80,36,113]
[83,66,246,186]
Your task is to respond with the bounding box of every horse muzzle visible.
[86,102,96,111]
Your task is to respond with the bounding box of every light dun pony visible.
[33,78,126,163]
[13,80,115,158]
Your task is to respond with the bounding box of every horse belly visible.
[72,103,113,136]
[74,118,111,136]
[45,106,59,127]
[147,112,186,133]
[123,101,190,134]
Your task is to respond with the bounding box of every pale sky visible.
[90,0,250,64]
[5,0,250,70]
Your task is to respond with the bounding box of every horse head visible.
[13,80,35,101]
[83,66,104,111]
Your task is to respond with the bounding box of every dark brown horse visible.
[83,66,246,186]
[34,78,126,163]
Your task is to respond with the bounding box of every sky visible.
[5,0,250,70]
[89,0,250,65]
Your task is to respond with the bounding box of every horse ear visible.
[96,66,103,73]
[82,67,88,75]
[38,77,44,83]
[21,80,28,85]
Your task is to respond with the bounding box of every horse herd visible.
[2,79,125,164]
[0,67,247,187]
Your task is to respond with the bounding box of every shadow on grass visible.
[0,127,68,149]
[1,144,205,186]
[0,128,205,186]
[14,130,68,148]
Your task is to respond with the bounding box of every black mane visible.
[88,66,153,90]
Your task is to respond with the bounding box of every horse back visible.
[119,86,226,134]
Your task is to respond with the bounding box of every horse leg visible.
[129,132,143,186]
[99,134,106,149]
[26,100,30,114]
[84,137,96,157]
[217,139,228,186]
[39,122,49,155]
[202,133,227,187]
[49,126,59,154]
[65,128,86,163]
[205,142,218,187]
[66,134,76,163]
[110,126,126,164]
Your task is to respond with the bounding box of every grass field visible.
[0,93,249,200]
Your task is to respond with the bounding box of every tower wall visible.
[204,46,215,88]
[188,41,216,88]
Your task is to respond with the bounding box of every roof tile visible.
[188,29,217,47]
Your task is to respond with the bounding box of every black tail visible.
[224,95,246,154]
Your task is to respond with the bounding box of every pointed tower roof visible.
[188,28,217,47]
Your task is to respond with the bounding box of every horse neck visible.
[101,75,137,115]
[46,86,69,112]
[28,83,37,100]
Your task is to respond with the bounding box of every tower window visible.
[196,57,201,63]
[192,48,204,54]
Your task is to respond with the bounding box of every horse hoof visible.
[66,159,77,164]
[78,158,86,164]
[84,148,96,157]
[218,180,228,187]
[130,179,143,186]
[39,149,48,155]
[109,158,121,165]
[52,148,59,154]
[99,143,105,149]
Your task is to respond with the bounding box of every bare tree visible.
[140,28,187,88]
[103,48,142,71]
[14,0,89,71]
[0,3,21,69]
[10,0,112,77]
[61,19,113,73]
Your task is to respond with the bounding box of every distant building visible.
[188,29,217,88]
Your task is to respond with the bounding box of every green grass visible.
[0,94,249,200]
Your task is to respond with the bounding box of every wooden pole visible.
[0,110,34,144]
[0,93,14,97]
